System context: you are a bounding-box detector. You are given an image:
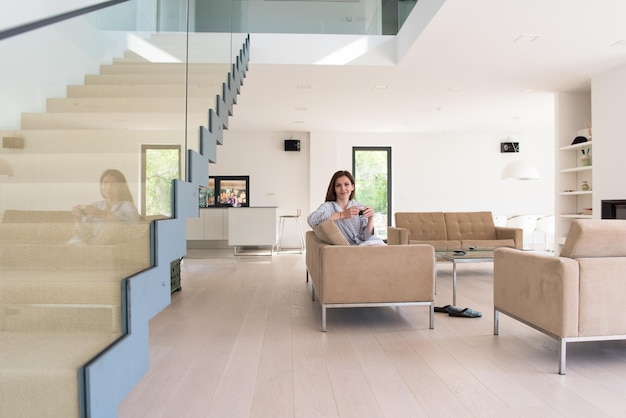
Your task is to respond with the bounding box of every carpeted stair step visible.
[0,270,126,333]
[84,72,227,85]
[20,111,209,130]
[46,96,219,113]
[0,332,122,418]
[98,62,230,74]
[66,83,220,98]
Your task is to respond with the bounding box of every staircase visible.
[0,34,249,417]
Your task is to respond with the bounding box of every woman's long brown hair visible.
[100,169,136,207]
[325,170,355,202]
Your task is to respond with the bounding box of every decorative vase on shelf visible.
[581,181,590,191]
[580,155,591,166]
[580,148,591,166]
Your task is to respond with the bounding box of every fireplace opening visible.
[601,200,626,220]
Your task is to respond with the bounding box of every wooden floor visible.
[119,249,626,418]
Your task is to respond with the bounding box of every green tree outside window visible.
[353,147,391,238]
[142,145,180,217]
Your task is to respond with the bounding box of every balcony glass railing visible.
[243,0,416,35]
[0,0,247,416]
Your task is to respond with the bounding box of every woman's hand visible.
[360,206,376,234]
[359,206,374,218]
[79,205,108,219]
[341,206,361,219]
[338,206,373,220]
[71,205,85,218]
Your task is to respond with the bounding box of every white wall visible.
[221,125,555,246]
[310,130,555,220]
[215,131,311,246]
[592,64,626,207]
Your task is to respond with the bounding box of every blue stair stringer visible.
[81,35,250,418]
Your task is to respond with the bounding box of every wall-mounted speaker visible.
[284,139,300,152]
[500,142,519,153]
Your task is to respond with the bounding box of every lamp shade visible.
[0,157,14,177]
[501,160,538,180]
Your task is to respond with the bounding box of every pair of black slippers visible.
[434,305,482,318]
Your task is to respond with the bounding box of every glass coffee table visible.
[435,249,495,306]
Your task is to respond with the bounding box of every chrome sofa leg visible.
[559,339,567,375]
[494,309,499,335]
[322,305,327,332]
[429,303,434,329]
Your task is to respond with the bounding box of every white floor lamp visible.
[501,160,539,180]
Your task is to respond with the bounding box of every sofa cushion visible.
[461,239,515,249]
[560,219,626,259]
[445,211,496,240]
[395,212,447,241]
[312,219,349,245]
[409,239,460,251]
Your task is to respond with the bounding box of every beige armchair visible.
[493,219,626,374]
[305,220,436,331]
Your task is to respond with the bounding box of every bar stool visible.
[277,209,305,253]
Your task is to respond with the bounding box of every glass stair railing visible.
[0,0,423,415]
[0,1,249,416]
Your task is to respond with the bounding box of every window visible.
[352,147,391,239]
[141,145,181,217]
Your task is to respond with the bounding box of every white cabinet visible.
[557,131,592,249]
[187,207,277,248]
[228,207,277,247]
[186,208,228,240]
[203,209,227,240]
[186,215,205,240]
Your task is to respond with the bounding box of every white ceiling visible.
[227,0,626,136]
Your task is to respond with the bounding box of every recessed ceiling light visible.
[520,89,534,93]
[611,40,626,47]
[448,87,462,93]
[294,107,308,111]
[374,85,388,90]
[294,120,305,124]
[513,34,541,43]
[296,84,312,89]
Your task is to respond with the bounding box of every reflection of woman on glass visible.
[238,191,247,205]
[307,170,385,246]
[69,169,139,243]
[228,190,239,207]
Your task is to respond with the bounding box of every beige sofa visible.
[494,219,626,374]
[305,220,436,331]
[387,211,522,250]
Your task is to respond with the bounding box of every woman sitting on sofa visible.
[308,170,385,246]
[69,169,140,244]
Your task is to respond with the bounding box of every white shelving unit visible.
[557,131,592,249]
